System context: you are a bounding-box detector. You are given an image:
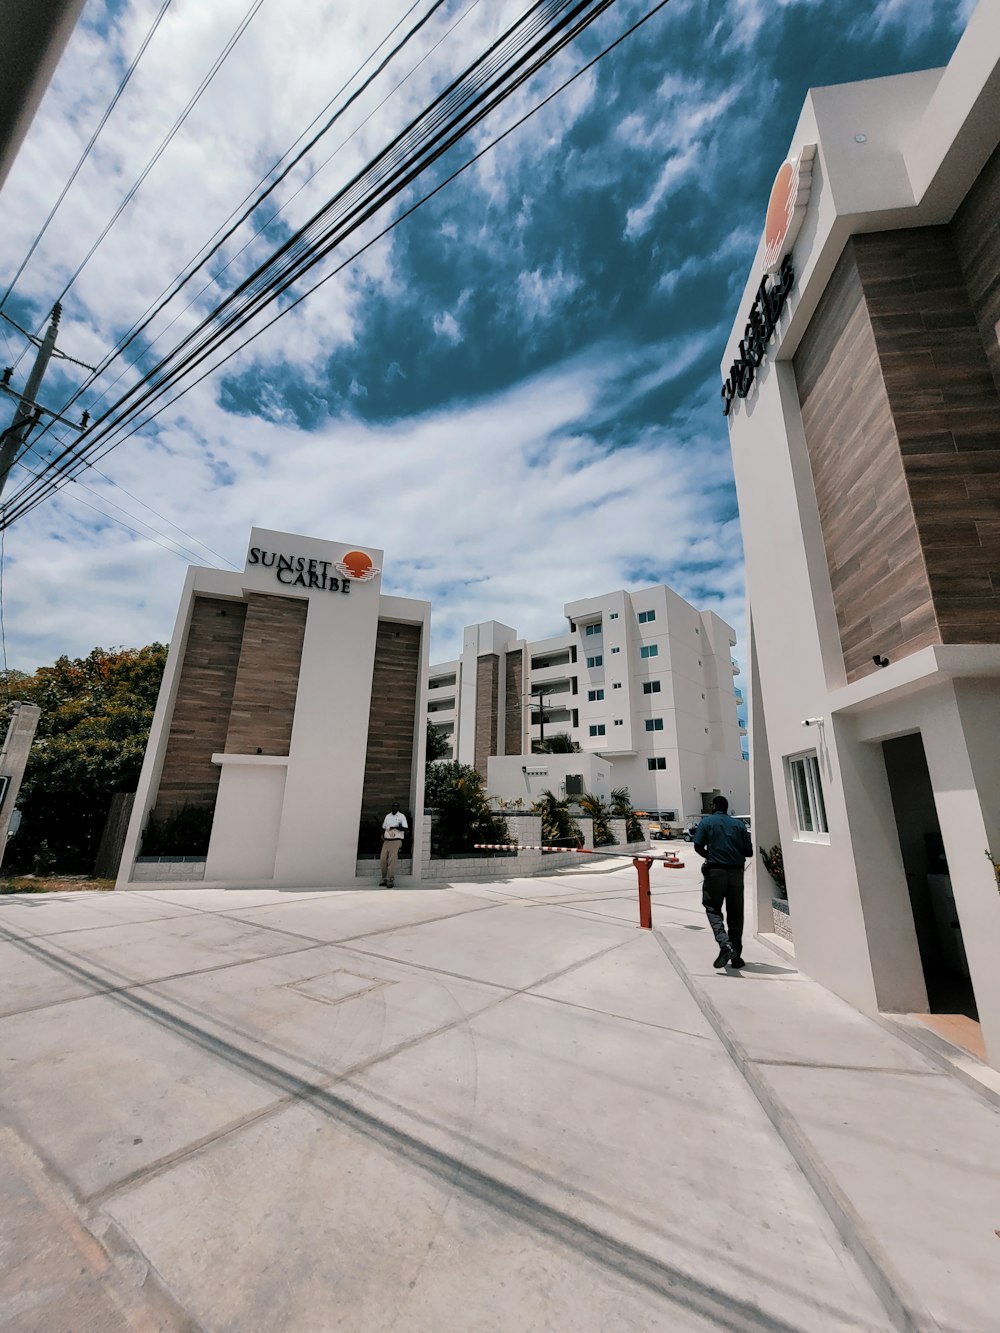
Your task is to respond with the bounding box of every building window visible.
[612,681,622,689]
[644,718,663,732]
[647,757,666,771]
[586,655,603,668]
[642,680,661,694]
[589,724,606,737]
[640,644,658,659]
[611,646,620,654]
[610,612,619,620]
[614,719,624,726]
[787,751,829,837]
[585,622,602,636]
[638,610,656,624]
[587,688,604,701]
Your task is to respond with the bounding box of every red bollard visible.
[633,857,654,929]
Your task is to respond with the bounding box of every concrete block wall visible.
[132,858,206,883]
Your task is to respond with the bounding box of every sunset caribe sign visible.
[721,144,816,416]
[247,545,381,593]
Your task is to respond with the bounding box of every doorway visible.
[881,733,982,1057]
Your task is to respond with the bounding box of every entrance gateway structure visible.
[116,528,430,889]
[724,1,1000,1070]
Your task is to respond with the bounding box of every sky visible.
[0,0,976,687]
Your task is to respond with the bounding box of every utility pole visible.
[0,302,60,497]
[0,701,40,871]
[532,689,550,749]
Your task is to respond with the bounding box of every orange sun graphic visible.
[335,550,380,582]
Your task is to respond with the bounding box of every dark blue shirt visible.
[693,813,753,866]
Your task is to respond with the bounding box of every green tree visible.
[426,720,451,764]
[2,644,168,872]
[577,792,614,846]
[610,786,643,843]
[532,731,580,755]
[424,761,509,858]
[532,789,582,847]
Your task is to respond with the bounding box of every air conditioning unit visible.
[565,774,584,796]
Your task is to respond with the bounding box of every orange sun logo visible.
[335,550,380,582]
[762,144,816,274]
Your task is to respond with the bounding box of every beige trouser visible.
[380,839,400,884]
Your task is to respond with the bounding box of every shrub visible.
[759,843,786,898]
[142,803,215,857]
[578,792,614,846]
[532,789,582,847]
[610,786,643,843]
[425,762,509,858]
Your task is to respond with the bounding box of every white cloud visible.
[4,350,742,671]
[516,264,582,322]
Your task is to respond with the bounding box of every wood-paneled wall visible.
[858,228,1000,645]
[359,621,422,829]
[153,597,246,817]
[794,244,938,682]
[474,653,499,778]
[504,649,523,755]
[794,167,1000,683]
[952,141,1000,399]
[225,592,307,755]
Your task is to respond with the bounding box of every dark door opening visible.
[882,733,981,1054]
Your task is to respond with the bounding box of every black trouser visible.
[702,865,745,956]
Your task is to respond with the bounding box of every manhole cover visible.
[284,970,392,1006]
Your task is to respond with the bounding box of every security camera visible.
[800,717,824,727]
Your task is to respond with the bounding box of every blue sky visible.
[0,0,974,681]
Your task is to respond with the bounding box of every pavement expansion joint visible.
[651,926,942,1333]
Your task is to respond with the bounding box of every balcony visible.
[427,698,455,714]
[428,675,457,692]
[731,660,740,675]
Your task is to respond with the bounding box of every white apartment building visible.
[426,586,748,818]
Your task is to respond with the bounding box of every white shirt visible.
[382,812,408,831]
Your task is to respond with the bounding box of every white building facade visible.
[725,2,1000,1069]
[427,586,748,819]
[118,528,430,889]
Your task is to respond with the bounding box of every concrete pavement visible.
[0,859,996,1330]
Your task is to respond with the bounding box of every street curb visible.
[652,928,941,1333]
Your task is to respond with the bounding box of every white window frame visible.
[585,622,602,636]
[786,750,829,842]
[587,688,604,701]
[642,680,661,694]
[586,654,603,668]
[644,718,663,732]
[637,609,656,624]
[612,681,622,689]
[589,723,606,737]
[640,644,658,659]
[647,757,666,771]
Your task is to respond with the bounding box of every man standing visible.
[379,802,408,888]
[693,796,753,969]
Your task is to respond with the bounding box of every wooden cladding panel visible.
[504,649,523,755]
[474,653,499,779]
[952,140,1000,399]
[154,597,247,817]
[359,621,422,826]
[794,243,938,683]
[225,592,308,755]
[856,229,1000,645]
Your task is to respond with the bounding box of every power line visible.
[0,0,178,314]
[53,0,269,306]
[8,0,459,470]
[3,0,670,528]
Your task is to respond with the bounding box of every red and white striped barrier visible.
[473,843,684,866]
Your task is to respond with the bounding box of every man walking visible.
[379,802,408,888]
[693,796,753,969]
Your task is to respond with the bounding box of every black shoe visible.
[387,881,395,889]
[729,955,745,968]
[378,880,387,887]
[713,946,733,969]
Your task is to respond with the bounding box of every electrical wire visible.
[2,0,670,528]
[0,529,8,700]
[8,0,465,468]
[53,0,268,306]
[0,0,177,314]
[5,0,612,511]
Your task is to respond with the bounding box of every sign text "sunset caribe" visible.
[721,254,794,416]
[248,547,351,593]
